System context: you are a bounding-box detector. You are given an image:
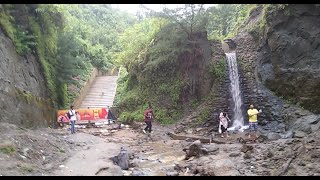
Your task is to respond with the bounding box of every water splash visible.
[225,52,244,129]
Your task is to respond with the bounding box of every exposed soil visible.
[0,121,319,176]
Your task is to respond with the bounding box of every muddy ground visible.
[0,122,319,176]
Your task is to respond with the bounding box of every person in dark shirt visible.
[143,106,154,134]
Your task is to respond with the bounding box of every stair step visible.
[78,75,118,107]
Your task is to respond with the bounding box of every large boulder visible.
[267,132,282,140]
[111,147,129,170]
[292,115,320,135]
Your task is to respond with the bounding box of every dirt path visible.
[52,133,123,176]
[51,123,261,176]
[51,123,186,176]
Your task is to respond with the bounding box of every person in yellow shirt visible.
[247,104,262,138]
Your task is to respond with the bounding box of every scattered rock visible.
[298,161,306,166]
[111,147,129,170]
[243,152,252,159]
[194,166,215,176]
[241,144,253,153]
[132,169,152,176]
[285,139,294,145]
[229,152,241,157]
[292,115,319,134]
[293,131,307,138]
[306,115,320,124]
[306,138,315,143]
[44,163,53,170]
[122,170,132,176]
[311,123,320,132]
[266,151,273,158]
[22,148,30,157]
[185,140,203,159]
[166,171,179,176]
[281,130,293,139]
[129,162,137,168]
[310,152,320,158]
[267,132,282,140]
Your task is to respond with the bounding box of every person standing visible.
[107,106,117,124]
[247,104,262,138]
[143,106,154,134]
[219,112,231,138]
[69,105,77,134]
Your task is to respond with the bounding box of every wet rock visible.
[267,132,282,140]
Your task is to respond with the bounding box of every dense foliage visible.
[0,4,257,123]
[0,4,135,108]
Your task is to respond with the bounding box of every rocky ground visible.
[0,118,319,176]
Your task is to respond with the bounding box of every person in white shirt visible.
[69,105,77,134]
[219,112,231,138]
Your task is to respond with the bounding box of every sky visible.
[111,4,217,15]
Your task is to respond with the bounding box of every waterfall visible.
[225,52,244,129]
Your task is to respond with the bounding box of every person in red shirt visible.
[143,106,154,134]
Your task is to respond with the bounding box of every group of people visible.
[64,105,117,134]
[218,104,262,138]
[64,103,261,137]
[140,103,262,138]
[141,104,262,137]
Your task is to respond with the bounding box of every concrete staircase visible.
[79,76,118,109]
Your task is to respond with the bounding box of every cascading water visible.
[225,52,246,130]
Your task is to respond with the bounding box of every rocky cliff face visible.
[231,4,320,134]
[258,4,320,113]
[0,28,54,128]
[177,31,215,101]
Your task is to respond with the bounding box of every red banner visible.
[57,108,108,123]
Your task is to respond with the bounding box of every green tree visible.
[142,4,208,40]
[206,4,256,39]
